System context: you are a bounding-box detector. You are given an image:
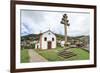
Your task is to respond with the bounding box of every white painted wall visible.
[61,41,65,47]
[41,31,56,49]
[35,42,40,49]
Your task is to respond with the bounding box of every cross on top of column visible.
[61,14,70,26]
[60,13,70,49]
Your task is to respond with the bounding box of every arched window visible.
[52,38,54,41]
[44,37,47,41]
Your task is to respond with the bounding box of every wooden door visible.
[48,41,52,49]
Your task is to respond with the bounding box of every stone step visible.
[58,50,76,59]
[59,53,76,58]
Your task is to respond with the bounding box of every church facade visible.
[35,30,56,49]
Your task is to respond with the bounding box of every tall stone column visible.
[60,14,70,48]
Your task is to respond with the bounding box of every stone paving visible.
[28,49,47,62]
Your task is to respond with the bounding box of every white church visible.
[35,30,56,49]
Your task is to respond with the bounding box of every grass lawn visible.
[21,49,29,63]
[36,50,64,61]
[35,47,89,61]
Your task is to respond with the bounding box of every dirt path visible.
[28,49,47,62]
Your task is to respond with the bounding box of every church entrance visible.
[48,41,52,49]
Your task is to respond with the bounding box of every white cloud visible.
[21,10,90,36]
[68,13,90,36]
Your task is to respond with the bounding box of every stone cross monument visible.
[60,14,70,49]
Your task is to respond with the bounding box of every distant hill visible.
[21,33,89,43]
[21,34,39,41]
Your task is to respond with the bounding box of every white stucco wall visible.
[35,42,40,49]
[41,31,56,49]
[60,41,65,47]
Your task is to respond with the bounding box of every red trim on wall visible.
[40,34,42,49]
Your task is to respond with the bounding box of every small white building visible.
[60,41,65,47]
[60,41,71,47]
[35,30,56,49]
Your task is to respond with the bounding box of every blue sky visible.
[21,10,90,36]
